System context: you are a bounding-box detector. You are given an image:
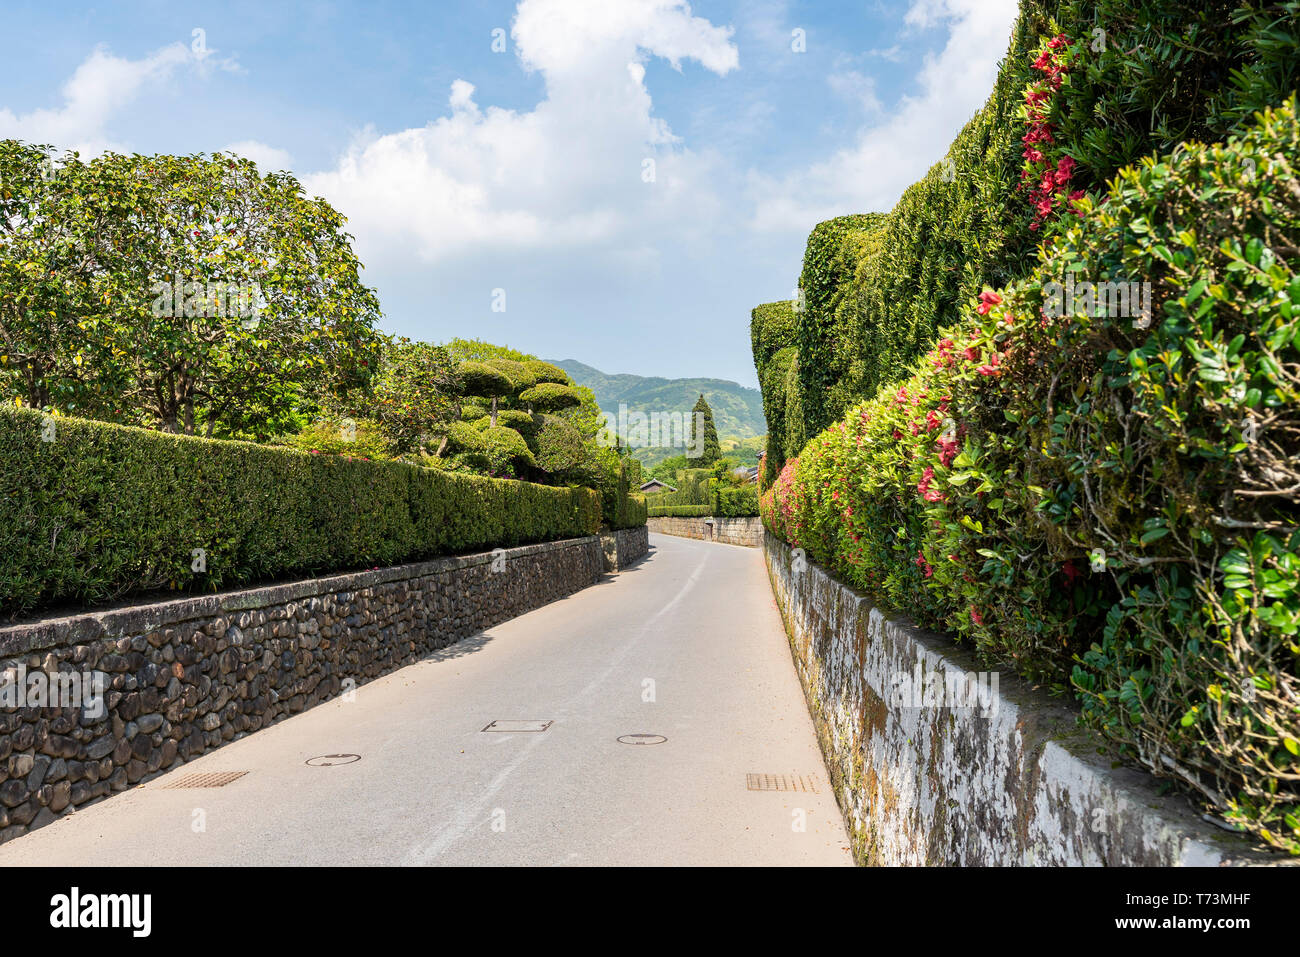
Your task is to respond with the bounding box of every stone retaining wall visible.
[764,531,1274,866]
[601,525,650,571]
[647,515,762,547]
[0,535,605,844]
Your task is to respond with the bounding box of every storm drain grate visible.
[161,771,249,789]
[746,773,820,793]
[482,720,553,733]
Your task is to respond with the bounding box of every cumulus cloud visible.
[746,0,1020,232]
[0,42,237,156]
[223,140,294,172]
[303,0,739,265]
[827,69,882,115]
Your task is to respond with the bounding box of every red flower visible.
[936,434,958,467]
[977,291,1002,315]
[976,354,1002,377]
[970,607,984,626]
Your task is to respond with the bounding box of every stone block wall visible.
[601,525,650,571]
[764,531,1274,866]
[647,515,762,547]
[0,535,604,843]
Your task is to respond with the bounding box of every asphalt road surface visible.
[0,533,852,866]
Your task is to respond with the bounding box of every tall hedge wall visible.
[0,407,601,619]
[750,302,798,482]
[794,213,886,437]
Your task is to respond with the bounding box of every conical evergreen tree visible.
[687,393,721,465]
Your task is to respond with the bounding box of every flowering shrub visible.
[760,101,1300,853]
[1019,32,1085,230]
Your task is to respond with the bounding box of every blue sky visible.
[0,0,1019,386]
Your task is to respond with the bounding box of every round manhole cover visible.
[617,734,667,746]
[305,753,361,766]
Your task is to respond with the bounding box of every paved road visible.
[0,534,852,866]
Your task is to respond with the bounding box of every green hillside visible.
[551,359,765,437]
[551,359,766,470]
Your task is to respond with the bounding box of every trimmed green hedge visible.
[713,484,759,518]
[0,407,601,618]
[647,504,712,518]
[750,300,797,373]
[597,452,648,530]
[758,346,795,482]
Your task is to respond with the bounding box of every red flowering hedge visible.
[761,101,1300,853]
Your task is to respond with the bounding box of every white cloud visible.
[827,70,882,115]
[303,0,738,265]
[0,42,236,156]
[223,140,294,172]
[747,0,1020,232]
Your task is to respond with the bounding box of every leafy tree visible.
[365,337,459,455]
[531,413,595,484]
[0,145,383,439]
[687,393,721,465]
[0,143,121,416]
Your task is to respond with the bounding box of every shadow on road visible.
[422,632,496,663]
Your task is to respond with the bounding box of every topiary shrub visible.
[519,382,582,413]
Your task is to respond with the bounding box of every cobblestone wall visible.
[647,516,762,547]
[601,525,649,571]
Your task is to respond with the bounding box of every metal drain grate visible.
[161,770,248,789]
[482,720,553,732]
[746,773,820,793]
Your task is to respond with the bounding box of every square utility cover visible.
[481,720,553,732]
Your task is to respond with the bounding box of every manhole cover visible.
[305,754,361,766]
[617,734,667,745]
[482,720,553,733]
[746,773,820,793]
[161,771,248,789]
